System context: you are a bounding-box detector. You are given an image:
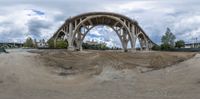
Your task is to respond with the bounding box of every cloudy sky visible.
[0,0,200,47]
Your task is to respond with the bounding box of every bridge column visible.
[148,42,153,50]
[75,40,83,51]
[128,38,136,52]
[67,38,75,51]
[129,25,137,51]
[142,40,148,51]
[148,43,151,50]
[144,40,151,51]
[67,22,75,51]
[121,29,128,52]
[122,40,128,52]
[145,42,149,51]
[130,36,137,52]
[138,38,143,51]
[140,39,148,51]
[150,43,153,50]
[74,28,84,51]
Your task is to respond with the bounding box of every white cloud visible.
[0,5,63,42]
[0,0,200,47]
[104,0,200,44]
[84,26,122,47]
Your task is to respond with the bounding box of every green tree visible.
[161,28,176,50]
[82,42,110,50]
[175,40,185,48]
[24,37,34,48]
[100,44,107,50]
[56,40,68,49]
[47,39,68,49]
[47,39,55,48]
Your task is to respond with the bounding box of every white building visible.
[185,43,200,48]
[36,39,48,48]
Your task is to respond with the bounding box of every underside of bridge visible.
[50,12,156,52]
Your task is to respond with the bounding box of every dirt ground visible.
[0,49,199,99]
[32,50,195,75]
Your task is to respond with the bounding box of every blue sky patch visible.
[31,9,45,15]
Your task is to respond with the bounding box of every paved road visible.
[0,50,200,99]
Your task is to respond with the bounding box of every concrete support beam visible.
[76,40,82,51]
[88,19,93,26]
[130,25,137,50]
[122,40,128,52]
[138,38,144,51]
[75,29,83,51]
[67,22,75,51]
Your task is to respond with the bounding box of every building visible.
[85,40,107,46]
[185,43,200,48]
[85,40,98,45]
[35,39,48,48]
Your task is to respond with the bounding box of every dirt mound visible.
[149,52,195,69]
[30,50,196,77]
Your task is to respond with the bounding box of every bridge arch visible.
[72,15,134,51]
[50,12,155,52]
[79,25,125,50]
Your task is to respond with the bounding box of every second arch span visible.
[50,12,156,52]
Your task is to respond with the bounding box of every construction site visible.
[1,1,200,98]
[0,49,199,99]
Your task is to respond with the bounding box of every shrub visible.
[56,40,68,49]
[161,43,174,50]
[152,45,161,51]
[47,39,55,48]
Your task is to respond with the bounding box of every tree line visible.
[82,42,121,50]
[23,38,68,49]
[23,38,115,50]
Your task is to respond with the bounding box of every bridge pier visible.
[75,40,83,51]
[67,38,75,51]
[129,48,136,52]
[68,46,75,51]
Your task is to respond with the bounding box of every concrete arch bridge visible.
[50,12,156,52]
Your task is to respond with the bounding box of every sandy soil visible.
[33,50,195,74]
[0,49,199,99]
